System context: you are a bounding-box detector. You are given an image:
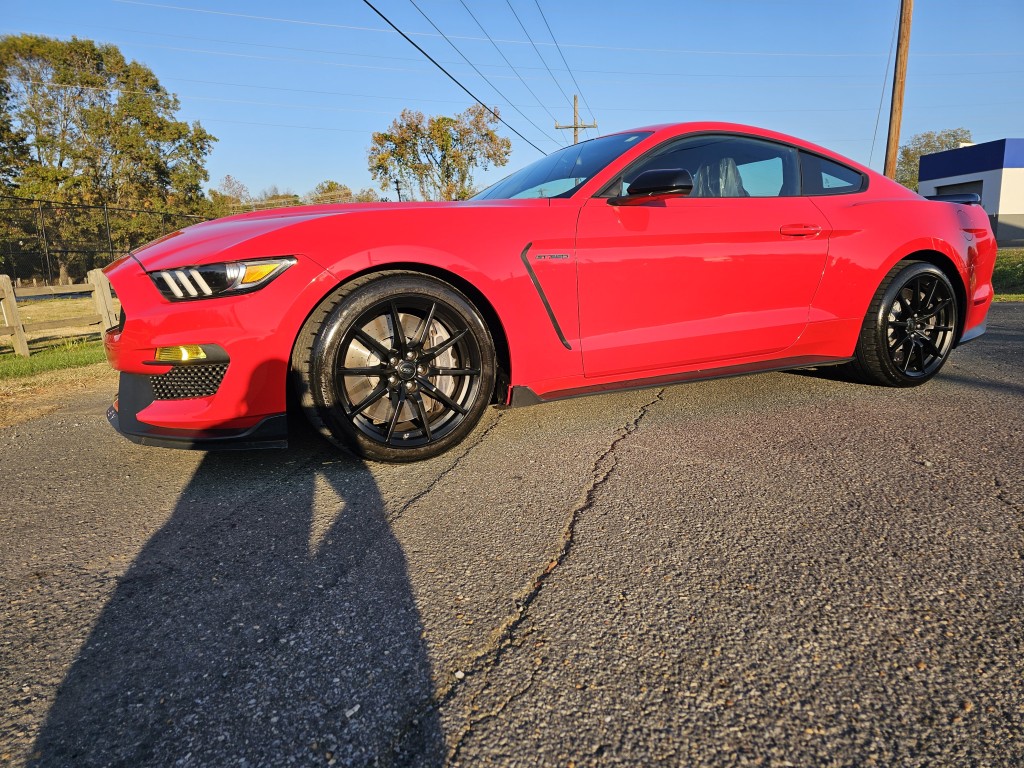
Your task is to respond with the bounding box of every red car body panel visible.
[575,194,832,378]
[103,122,997,447]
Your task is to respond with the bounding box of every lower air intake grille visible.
[151,363,229,400]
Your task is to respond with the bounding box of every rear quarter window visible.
[800,152,866,196]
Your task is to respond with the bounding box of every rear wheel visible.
[850,260,958,387]
[292,272,496,462]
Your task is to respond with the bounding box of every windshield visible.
[471,131,651,200]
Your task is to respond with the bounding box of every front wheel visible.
[850,260,958,387]
[293,272,496,462]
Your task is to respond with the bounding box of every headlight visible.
[149,257,296,301]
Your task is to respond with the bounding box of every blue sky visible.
[3,0,1023,198]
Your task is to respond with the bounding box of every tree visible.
[208,174,249,217]
[253,185,300,209]
[217,174,250,204]
[353,187,380,203]
[0,34,216,277]
[305,181,382,205]
[308,179,352,205]
[896,127,973,191]
[367,104,511,201]
[0,78,28,189]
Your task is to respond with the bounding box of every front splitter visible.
[108,371,288,451]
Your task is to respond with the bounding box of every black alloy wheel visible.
[293,272,496,462]
[851,260,958,387]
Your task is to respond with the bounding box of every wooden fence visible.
[0,270,117,357]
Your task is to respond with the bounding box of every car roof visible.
[601,122,876,177]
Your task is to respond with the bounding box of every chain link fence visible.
[0,197,206,286]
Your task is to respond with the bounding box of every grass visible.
[993,248,1024,302]
[1,295,121,361]
[14,296,103,324]
[0,339,107,380]
[0,361,117,428]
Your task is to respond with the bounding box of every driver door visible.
[576,133,830,378]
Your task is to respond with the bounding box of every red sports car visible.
[103,122,996,461]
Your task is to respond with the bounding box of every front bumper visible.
[102,248,336,449]
[109,372,287,450]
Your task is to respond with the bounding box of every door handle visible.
[780,223,823,238]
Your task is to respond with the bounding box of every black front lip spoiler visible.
[107,406,288,450]
[108,372,288,450]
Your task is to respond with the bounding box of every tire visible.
[849,260,958,387]
[291,271,496,462]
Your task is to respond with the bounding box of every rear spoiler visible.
[924,193,981,205]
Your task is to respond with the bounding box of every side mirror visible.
[609,168,693,206]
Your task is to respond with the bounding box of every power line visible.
[165,77,471,104]
[78,22,956,81]
[124,0,993,58]
[457,0,566,146]
[532,0,596,137]
[69,22,436,65]
[870,16,900,169]
[18,74,474,108]
[16,17,944,82]
[203,119,369,133]
[19,78,1012,125]
[45,17,1018,80]
[403,0,558,149]
[504,0,572,108]
[360,0,546,154]
[125,40,1017,92]
[13,80,394,115]
[95,40,430,74]
[114,0,390,34]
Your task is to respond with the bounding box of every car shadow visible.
[30,421,444,766]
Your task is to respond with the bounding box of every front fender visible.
[296,206,585,394]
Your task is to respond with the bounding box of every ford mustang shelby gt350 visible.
[103,122,996,461]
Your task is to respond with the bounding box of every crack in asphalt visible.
[386,411,504,526]
[446,665,542,765]
[386,388,667,764]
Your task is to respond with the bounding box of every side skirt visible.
[506,355,854,408]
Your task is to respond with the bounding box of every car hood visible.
[127,200,532,271]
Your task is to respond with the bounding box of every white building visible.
[918,138,1024,247]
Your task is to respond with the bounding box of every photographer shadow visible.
[31,421,443,766]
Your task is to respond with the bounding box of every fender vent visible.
[151,363,229,400]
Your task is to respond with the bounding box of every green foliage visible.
[0,34,216,277]
[368,104,511,201]
[353,187,381,203]
[206,175,250,218]
[253,185,300,209]
[306,181,382,205]
[896,128,972,191]
[0,338,106,379]
[0,78,29,188]
[308,179,352,204]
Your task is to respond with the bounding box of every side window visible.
[800,152,866,195]
[618,134,800,198]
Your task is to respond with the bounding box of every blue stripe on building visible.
[919,139,1024,182]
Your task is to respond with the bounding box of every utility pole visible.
[555,95,597,144]
[884,0,913,179]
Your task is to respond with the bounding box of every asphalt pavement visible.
[2,304,1022,767]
